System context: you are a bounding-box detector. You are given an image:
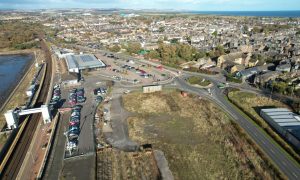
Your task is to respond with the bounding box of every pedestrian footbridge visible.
[4,105,51,129]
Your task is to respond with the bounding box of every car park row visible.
[66,88,86,152]
[66,105,82,151]
[49,84,61,111]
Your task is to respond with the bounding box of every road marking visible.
[270,149,275,154]
[293,172,298,178]
[253,132,258,137]
[262,141,266,145]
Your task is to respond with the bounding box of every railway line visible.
[0,39,53,180]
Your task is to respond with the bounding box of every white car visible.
[124,90,130,94]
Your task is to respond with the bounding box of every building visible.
[254,71,282,85]
[260,108,300,150]
[217,52,251,68]
[236,64,273,82]
[65,54,106,73]
[276,64,291,72]
[143,85,162,93]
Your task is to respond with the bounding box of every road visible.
[104,86,139,151]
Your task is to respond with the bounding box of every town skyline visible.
[1,0,300,11]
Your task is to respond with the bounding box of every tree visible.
[186,36,192,45]
[212,31,217,37]
[145,50,160,59]
[272,81,288,94]
[126,42,141,54]
[109,45,121,52]
[177,43,196,61]
[158,26,165,33]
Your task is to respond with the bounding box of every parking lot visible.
[56,76,110,157]
[90,53,171,85]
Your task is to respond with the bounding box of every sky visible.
[0,0,300,11]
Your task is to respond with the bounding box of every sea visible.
[0,54,33,104]
[186,11,300,18]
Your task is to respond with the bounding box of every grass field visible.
[123,90,283,180]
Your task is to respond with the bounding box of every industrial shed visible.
[260,108,300,150]
[65,54,106,73]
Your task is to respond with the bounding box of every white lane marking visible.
[262,141,266,145]
[270,149,275,154]
[292,172,298,178]
[254,132,258,137]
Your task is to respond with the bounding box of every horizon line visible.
[1,8,300,12]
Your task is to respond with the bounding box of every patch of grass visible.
[225,73,242,83]
[123,91,282,179]
[186,76,211,87]
[0,133,8,150]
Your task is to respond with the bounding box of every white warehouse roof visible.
[261,108,300,127]
[65,54,106,72]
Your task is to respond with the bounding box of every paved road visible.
[104,86,139,151]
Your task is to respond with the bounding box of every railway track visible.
[0,39,53,180]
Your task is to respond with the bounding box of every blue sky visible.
[0,0,299,10]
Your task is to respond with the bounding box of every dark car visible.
[70,119,80,124]
[69,125,79,131]
[95,96,103,102]
[77,96,86,103]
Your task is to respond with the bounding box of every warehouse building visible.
[65,54,106,73]
[260,108,300,150]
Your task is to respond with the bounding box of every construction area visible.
[94,97,161,180]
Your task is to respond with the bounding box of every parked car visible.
[94,88,107,95]
[77,96,86,103]
[72,105,82,110]
[68,130,80,139]
[95,96,103,102]
[66,139,78,150]
[69,120,79,126]
[69,125,79,131]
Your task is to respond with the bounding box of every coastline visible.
[0,52,35,113]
